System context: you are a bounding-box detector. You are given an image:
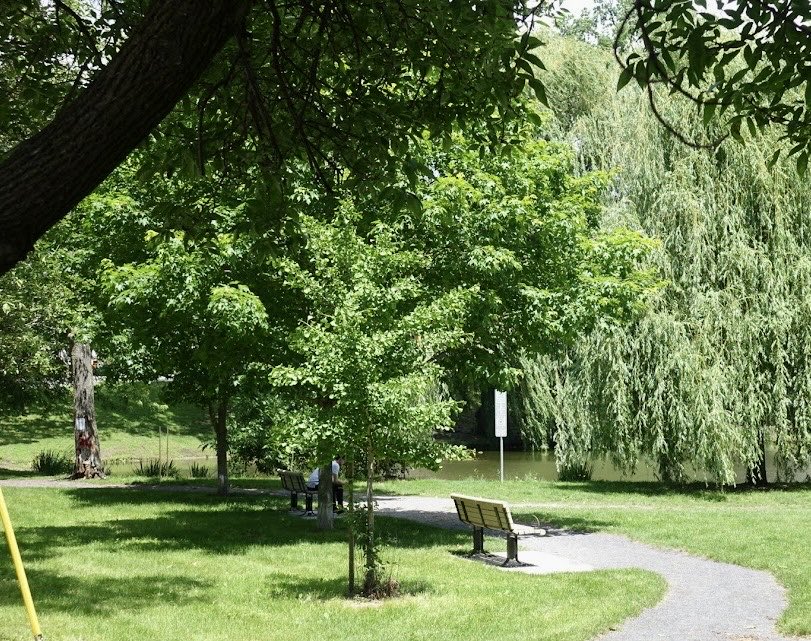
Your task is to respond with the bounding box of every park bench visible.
[451,494,540,565]
[279,471,315,516]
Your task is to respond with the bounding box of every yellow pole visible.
[0,487,43,640]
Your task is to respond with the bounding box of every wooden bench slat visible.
[280,471,312,494]
[451,494,515,532]
[451,493,524,565]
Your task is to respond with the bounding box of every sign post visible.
[494,390,507,482]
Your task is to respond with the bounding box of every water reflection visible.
[411,450,811,483]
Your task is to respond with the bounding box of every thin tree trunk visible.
[317,464,333,530]
[208,400,229,496]
[364,440,376,594]
[71,341,103,478]
[347,459,355,597]
[0,0,250,275]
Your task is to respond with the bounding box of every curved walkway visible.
[374,494,801,641]
[0,480,801,641]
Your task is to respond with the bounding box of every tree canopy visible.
[0,0,548,274]
[518,35,811,484]
[617,0,811,170]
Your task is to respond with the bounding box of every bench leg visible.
[505,534,519,565]
[473,527,484,554]
[289,492,299,512]
[303,493,316,517]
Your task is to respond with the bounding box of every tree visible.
[0,0,548,275]
[70,340,104,478]
[556,0,633,49]
[518,36,811,484]
[615,0,811,170]
[262,129,655,594]
[0,246,74,407]
[268,208,470,593]
[99,178,273,495]
[0,0,250,274]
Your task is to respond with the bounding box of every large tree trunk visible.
[208,400,230,496]
[71,342,103,478]
[317,464,334,530]
[0,0,250,276]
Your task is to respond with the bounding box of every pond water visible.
[108,450,810,484]
[410,450,811,484]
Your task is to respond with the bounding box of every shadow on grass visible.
[267,574,433,601]
[0,570,210,614]
[0,406,69,446]
[554,479,811,498]
[10,489,466,564]
[0,383,210,447]
[0,467,41,479]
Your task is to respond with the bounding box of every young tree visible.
[269,208,470,593]
[100,180,272,495]
[264,130,655,595]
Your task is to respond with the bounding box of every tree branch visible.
[0,0,251,276]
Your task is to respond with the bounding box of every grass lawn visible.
[374,478,811,637]
[0,488,663,641]
[0,383,211,473]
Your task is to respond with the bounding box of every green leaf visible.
[528,77,549,107]
[797,151,808,176]
[702,102,716,126]
[617,66,634,92]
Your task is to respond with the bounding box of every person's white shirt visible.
[307,460,340,488]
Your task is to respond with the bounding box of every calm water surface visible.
[411,450,811,483]
[109,451,810,484]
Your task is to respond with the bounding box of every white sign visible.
[75,417,86,432]
[494,390,507,437]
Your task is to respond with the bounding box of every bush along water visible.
[133,458,178,478]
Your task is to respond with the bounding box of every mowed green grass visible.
[0,488,663,641]
[375,478,811,637]
[0,384,210,472]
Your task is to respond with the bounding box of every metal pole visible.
[499,436,504,482]
[0,487,43,640]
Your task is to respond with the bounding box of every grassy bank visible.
[0,487,663,641]
[374,478,811,637]
[0,383,210,473]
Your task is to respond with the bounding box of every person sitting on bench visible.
[306,457,344,512]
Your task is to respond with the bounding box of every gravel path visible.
[373,494,802,641]
[0,480,801,641]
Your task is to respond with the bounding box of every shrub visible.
[189,461,211,478]
[133,458,178,478]
[557,461,592,481]
[32,449,74,476]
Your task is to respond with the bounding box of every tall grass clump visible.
[133,458,178,478]
[32,449,73,475]
[189,461,211,478]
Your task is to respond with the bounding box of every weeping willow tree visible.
[517,36,811,485]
